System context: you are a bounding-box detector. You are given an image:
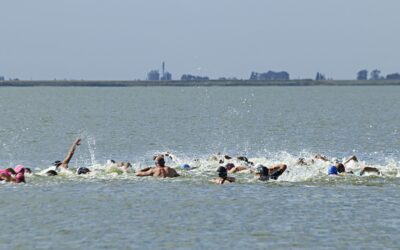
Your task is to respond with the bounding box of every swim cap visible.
[225,163,235,171]
[77,167,91,175]
[336,163,345,173]
[180,164,190,170]
[328,166,338,175]
[155,156,165,166]
[217,166,227,178]
[46,170,58,176]
[255,165,269,176]
[14,165,25,174]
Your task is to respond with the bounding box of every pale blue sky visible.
[1,0,399,80]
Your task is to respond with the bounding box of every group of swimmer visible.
[0,138,383,185]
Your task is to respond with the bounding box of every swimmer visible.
[210,153,232,164]
[225,163,249,174]
[314,154,329,162]
[0,165,27,183]
[14,165,27,183]
[296,158,315,166]
[236,156,254,166]
[0,168,17,182]
[77,167,91,175]
[53,138,81,170]
[210,166,235,184]
[339,155,380,176]
[107,160,132,172]
[254,163,287,180]
[136,156,180,178]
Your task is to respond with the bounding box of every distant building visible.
[0,76,4,81]
[147,62,172,81]
[181,74,209,81]
[250,71,290,80]
[315,72,326,80]
[161,72,172,81]
[147,70,160,81]
[386,73,400,80]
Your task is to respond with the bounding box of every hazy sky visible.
[1,0,399,80]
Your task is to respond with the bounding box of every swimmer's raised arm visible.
[314,154,329,162]
[343,155,358,165]
[62,138,81,165]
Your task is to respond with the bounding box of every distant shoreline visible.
[1,79,400,87]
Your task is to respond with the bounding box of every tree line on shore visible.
[2,69,400,82]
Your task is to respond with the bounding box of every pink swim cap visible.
[14,165,25,174]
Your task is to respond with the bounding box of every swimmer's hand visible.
[75,138,81,146]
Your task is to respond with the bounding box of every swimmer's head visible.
[180,164,190,170]
[46,170,58,176]
[14,165,26,183]
[255,164,269,176]
[14,165,26,174]
[328,166,338,175]
[77,167,91,175]
[336,163,345,173]
[217,166,227,178]
[155,156,165,167]
[225,163,235,171]
[25,168,32,174]
[52,161,62,168]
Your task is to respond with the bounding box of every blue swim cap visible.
[328,166,338,175]
[180,164,190,170]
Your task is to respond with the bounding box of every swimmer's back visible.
[153,166,179,178]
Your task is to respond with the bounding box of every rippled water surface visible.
[1,86,400,249]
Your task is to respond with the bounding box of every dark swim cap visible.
[77,167,91,175]
[255,165,269,176]
[155,156,165,166]
[217,166,227,178]
[46,170,58,176]
[336,163,345,173]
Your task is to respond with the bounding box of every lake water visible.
[1,86,400,249]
